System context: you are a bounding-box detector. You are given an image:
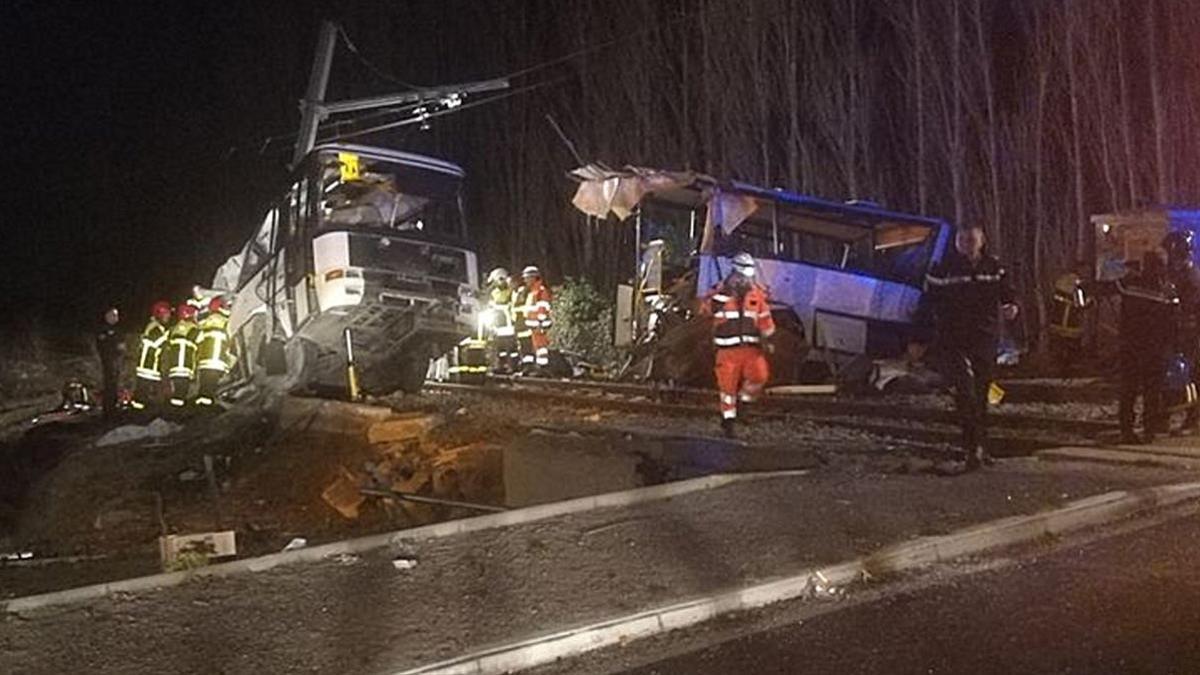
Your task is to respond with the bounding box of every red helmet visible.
[209,295,230,315]
[151,301,172,321]
[176,304,197,321]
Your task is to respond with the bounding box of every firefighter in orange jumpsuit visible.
[519,265,554,375]
[705,252,776,437]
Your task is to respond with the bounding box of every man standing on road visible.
[704,252,776,439]
[914,223,1018,470]
[1117,251,1177,444]
[1163,230,1200,432]
[95,306,125,419]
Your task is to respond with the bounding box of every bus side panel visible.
[698,254,923,357]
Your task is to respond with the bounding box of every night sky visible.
[2,1,496,333]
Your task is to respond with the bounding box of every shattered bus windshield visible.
[316,151,465,242]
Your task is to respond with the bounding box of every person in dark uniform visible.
[95,306,125,419]
[913,223,1018,471]
[1163,230,1200,432]
[1117,251,1177,444]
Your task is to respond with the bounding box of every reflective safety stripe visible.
[129,400,146,410]
[722,409,738,419]
[925,272,1004,286]
[525,319,541,328]
[721,394,736,405]
[198,358,230,372]
[136,368,162,382]
[168,368,194,378]
[713,335,761,347]
[712,294,732,303]
[494,326,516,337]
[534,301,552,310]
[194,397,214,406]
[521,355,535,363]
[169,398,186,407]
[715,310,769,320]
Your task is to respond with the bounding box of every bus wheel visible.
[283,338,317,394]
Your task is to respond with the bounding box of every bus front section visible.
[303,145,479,394]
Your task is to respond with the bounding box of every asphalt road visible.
[558,513,1200,675]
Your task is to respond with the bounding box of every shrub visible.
[549,277,620,371]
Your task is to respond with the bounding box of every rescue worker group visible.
[93,222,1200,473]
[95,285,235,414]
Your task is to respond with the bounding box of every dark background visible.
[1,1,525,335]
[2,0,1196,346]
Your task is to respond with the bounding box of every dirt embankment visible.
[0,393,528,598]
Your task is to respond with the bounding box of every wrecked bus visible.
[570,166,952,382]
[213,143,479,394]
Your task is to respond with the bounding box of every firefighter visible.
[1117,251,1177,444]
[914,222,1018,470]
[165,304,200,407]
[485,268,518,374]
[704,252,776,438]
[131,301,172,410]
[195,296,233,406]
[519,265,554,375]
[1164,230,1200,431]
[512,276,532,374]
[95,306,125,419]
[1047,264,1094,374]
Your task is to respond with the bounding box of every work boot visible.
[720,418,736,439]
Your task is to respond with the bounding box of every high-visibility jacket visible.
[513,286,532,338]
[165,319,199,379]
[522,279,553,333]
[706,281,775,348]
[915,250,1014,352]
[136,319,169,382]
[196,311,232,373]
[1049,272,1093,340]
[488,286,516,337]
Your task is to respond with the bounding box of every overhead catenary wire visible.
[337,24,425,91]
[323,75,573,144]
[253,4,726,154]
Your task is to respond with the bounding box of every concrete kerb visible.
[395,480,1200,675]
[0,470,809,614]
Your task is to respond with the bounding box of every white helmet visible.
[486,267,510,285]
[522,265,541,279]
[732,252,756,278]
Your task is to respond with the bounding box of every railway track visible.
[426,376,1113,456]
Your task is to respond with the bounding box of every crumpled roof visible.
[568,164,760,240]
[568,164,706,221]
